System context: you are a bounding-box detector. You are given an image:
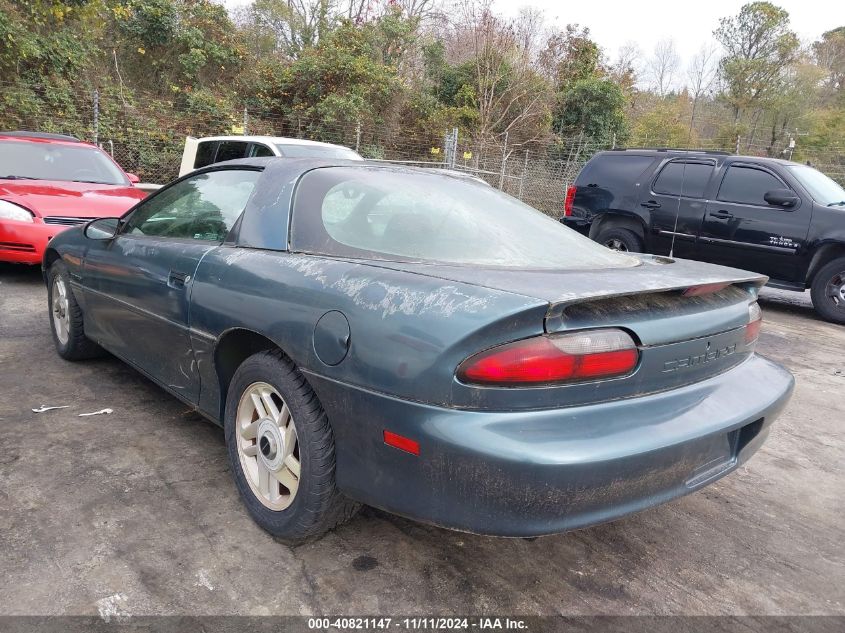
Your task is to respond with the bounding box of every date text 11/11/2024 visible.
[307,618,529,630]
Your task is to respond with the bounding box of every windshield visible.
[292,166,639,270]
[276,144,362,161]
[786,165,845,206]
[0,140,128,185]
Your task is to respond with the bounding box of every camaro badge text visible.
[662,343,737,372]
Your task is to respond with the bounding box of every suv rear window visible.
[653,161,714,198]
[578,154,654,185]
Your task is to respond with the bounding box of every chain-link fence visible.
[3,81,844,215]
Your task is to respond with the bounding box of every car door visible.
[82,168,261,402]
[641,159,715,258]
[698,163,808,281]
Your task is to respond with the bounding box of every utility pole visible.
[498,131,508,189]
[355,121,361,153]
[93,89,99,145]
[243,107,249,136]
[518,150,529,200]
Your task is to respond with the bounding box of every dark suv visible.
[562,149,845,323]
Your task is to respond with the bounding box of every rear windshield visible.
[292,167,639,270]
[276,144,362,160]
[579,154,654,185]
[0,140,128,185]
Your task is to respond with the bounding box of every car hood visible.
[0,179,146,218]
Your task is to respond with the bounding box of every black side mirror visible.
[764,189,799,208]
[84,217,120,240]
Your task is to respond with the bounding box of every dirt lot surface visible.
[0,263,842,617]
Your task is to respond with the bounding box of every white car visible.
[179,135,362,177]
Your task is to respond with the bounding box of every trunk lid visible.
[357,255,767,410]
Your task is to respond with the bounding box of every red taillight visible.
[746,302,762,344]
[457,329,638,386]
[564,185,577,217]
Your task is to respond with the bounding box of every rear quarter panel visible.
[188,248,549,420]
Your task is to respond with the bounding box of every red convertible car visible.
[0,131,147,264]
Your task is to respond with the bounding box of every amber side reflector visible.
[383,430,420,456]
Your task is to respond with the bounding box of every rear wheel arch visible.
[588,213,647,243]
[806,242,845,286]
[214,328,293,421]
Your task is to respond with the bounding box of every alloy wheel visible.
[235,382,301,510]
[52,276,70,345]
[825,271,845,312]
[605,238,629,252]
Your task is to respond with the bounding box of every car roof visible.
[0,131,90,147]
[599,148,800,167]
[211,156,492,181]
[190,135,354,150]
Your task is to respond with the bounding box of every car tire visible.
[224,349,360,543]
[595,227,643,253]
[810,257,845,324]
[48,261,103,360]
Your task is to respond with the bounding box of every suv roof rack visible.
[0,131,81,142]
[612,147,732,156]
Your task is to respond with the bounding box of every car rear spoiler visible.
[545,255,768,343]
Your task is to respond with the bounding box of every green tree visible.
[538,24,601,88]
[255,14,410,131]
[555,77,628,144]
[813,27,845,95]
[714,1,800,123]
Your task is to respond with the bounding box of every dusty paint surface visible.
[0,265,843,616]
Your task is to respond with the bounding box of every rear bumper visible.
[307,354,794,536]
[0,220,64,264]
[560,216,591,237]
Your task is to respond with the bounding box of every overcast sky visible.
[220,0,845,66]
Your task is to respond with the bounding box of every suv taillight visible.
[564,185,576,217]
[457,329,639,387]
[746,302,762,345]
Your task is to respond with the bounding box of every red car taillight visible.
[563,185,576,217]
[457,329,639,387]
[746,302,762,344]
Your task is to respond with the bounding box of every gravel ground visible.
[0,264,842,617]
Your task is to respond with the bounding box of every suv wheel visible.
[595,227,643,253]
[810,256,845,324]
[224,350,360,543]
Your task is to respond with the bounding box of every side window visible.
[215,141,249,163]
[653,161,714,198]
[194,141,218,169]
[248,143,274,158]
[717,166,785,206]
[122,169,261,241]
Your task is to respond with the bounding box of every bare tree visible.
[647,38,680,96]
[686,43,719,138]
[609,41,642,90]
[457,0,551,156]
[240,0,335,58]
